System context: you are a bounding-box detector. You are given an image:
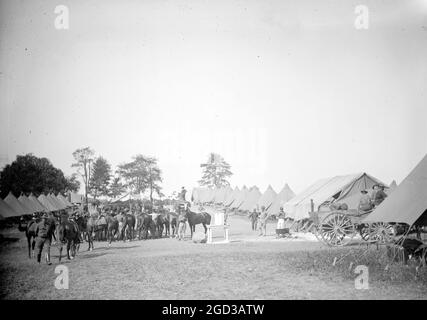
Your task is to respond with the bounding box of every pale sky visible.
[0,0,426,197]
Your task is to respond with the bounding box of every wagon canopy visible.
[363,154,427,226]
[267,183,296,216]
[284,173,385,221]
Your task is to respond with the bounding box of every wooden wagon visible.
[308,208,395,247]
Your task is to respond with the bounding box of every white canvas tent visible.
[0,197,19,218]
[256,185,277,211]
[364,154,427,226]
[267,183,296,216]
[239,186,262,211]
[230,186,249,209]
[224,186,240,207]
[4,192,30,216]
[284,173,385,221]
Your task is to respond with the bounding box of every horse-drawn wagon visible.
[308,201,395,247]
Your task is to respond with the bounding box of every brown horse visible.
[185,208,211,238]
[18,217,38,258]
[106,213,119,245]
[57,220,80,262]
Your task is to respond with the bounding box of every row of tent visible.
[191,172,401,220]
[191,184,296,216]
[0,192,75,219]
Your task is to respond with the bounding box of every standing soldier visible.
[180,187,187,202]
[248,207,259,231]
[258,206,268,236]
[35,212,56,265]
[177,204,187,241]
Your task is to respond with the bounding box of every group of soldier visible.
[358,184,388,212]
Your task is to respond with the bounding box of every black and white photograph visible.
[0,0,426,303]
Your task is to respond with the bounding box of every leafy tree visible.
[117,154,163,204]
[89,156,111,199]
[108,176,126,199]
[65,173,80,192]
[198,153,233,188]
[0,154,71,197]
[72,147,95,207]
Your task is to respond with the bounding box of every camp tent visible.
[0,198,19,218]
[267,183,296,216]
[57,193,73,207]
[48,193,67,210]
[28,193,47,212]
[4,192,31,216]
[256,185,277,211]
[284,173,385,221]
[230,186,249,209]
[239,186,262,211]
[38,194,59,212]
[387,180,398,195]
[363,154,427,226]
[224,186,240,207]
[214,186,232,204]
[18,195,38,214]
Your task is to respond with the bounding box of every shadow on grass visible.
[0,236,21,244]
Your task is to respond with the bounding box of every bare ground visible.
[0,215,426,300]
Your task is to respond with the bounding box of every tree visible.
[0,153,72,197]
[65,173,80,192]
[89,156,111,199]
[198,153,233,188]
[117,154,163,204]
[72,147,95,207]
[108,176,126,199]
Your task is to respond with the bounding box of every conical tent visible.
[214,186,233,204]
[388,180,398,194]
[284,173,385,221]
[38,194,58,212]
[230,186,249,209]
[267,183,296,216]
[224,186,240,206]
[4,192,30,216]
[239,186,262,211]
[18,195,37,214]
[256,185,277,210]
[0,198,19,218]
[28,193,47,212]
[48,193,66,210]
[364,154,427,226]
[57,193,73,207]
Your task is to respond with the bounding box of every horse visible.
[121,213,136,241]
[162,210,178,237]
[136,213,156,240]
[185,208,211,238]
[18,217,38,259]
[106,213,119,246]
[94,215,108,241]
[56,219,80,262]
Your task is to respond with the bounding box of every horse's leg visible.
[27,236,31,259]
[67,241,71,260]
[203,223,207,234]
[59,244,63,262]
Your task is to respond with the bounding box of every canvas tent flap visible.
[363,154,427,225]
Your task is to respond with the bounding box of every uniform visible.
[35,218,55,264]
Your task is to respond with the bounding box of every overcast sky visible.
[0,0,426,196]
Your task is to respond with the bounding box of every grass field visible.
[1,215,426,300]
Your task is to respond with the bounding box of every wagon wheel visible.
[319,212,355,247]
[359,224,371,241]
[368,222,395,244]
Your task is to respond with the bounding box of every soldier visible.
[372,184,388,207]
[358,190,373,212]
[258,206,268,236]
[35,212,56,265]
[248,207,259,231]
[180,187,187,201]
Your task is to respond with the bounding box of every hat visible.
[361,190,368,194]
[42,212,49,218]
